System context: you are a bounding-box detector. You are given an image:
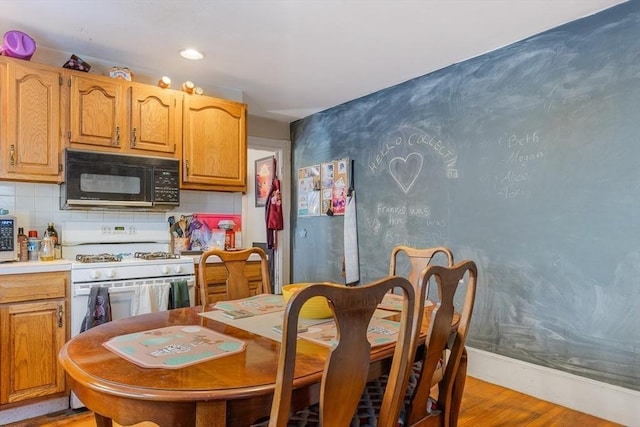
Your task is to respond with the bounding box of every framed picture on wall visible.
[255,156,274,207]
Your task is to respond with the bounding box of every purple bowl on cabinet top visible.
[0,30,36,60]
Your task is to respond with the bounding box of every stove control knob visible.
[161,265,170,274]
[105,269,116,279]
[90,270,101,279]
[173,265,183,274]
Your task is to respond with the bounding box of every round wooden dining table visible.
[59,305,427,427]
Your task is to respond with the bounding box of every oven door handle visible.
[73,278,195,297]
[74,286,137,297]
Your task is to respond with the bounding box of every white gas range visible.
[62,222,196,336]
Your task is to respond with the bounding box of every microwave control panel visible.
[0,217,16,252]
[153,169,180,205]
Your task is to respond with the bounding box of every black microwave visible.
[61,149,180,210]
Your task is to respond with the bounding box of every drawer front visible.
[0,272,68,303]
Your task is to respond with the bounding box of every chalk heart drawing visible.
[389,153,423,194]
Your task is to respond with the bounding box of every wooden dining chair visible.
[198,247,271,307]
[359,260,477,427]
[389,245,455,398]
[265,277,420,427]
[389,245,455,290]
[405,260,477,427]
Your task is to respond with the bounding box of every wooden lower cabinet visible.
[196,260,264,306]
[0,271,68,406]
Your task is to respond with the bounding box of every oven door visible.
[70,277,196,337]
[62,151,152,208]
[71,286,136,338]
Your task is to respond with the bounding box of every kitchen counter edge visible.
[0,253,259,275]
[0,260,73,275]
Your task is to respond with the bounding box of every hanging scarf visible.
[265,158,283,249]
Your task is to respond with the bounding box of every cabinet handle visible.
[185,160,190,175]
[9,144,15,166]
[132,127,137,146]
[57,304,64,328]
[115,126,120,146]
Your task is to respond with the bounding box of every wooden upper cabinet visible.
[0,58,62,182]
[182,95,247,192]
[68,73,128,150]
[67,73,180,156]
[130,83,182,155]
[0,58,246,192]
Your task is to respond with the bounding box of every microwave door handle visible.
[66,200,153,207]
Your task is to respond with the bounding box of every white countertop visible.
[0,259,73,275]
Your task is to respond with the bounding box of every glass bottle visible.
[45,222,59,245]
[17,227,28,262]
[39,235,54,261]
[27,230,38,261]
[45,222,61,259]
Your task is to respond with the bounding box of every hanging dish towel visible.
[131,283,171,315]
[265,158,284,249]
[80,286,112,332]
[343,160,360,285]
[169,280,191,308]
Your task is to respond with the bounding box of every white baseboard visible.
[466,347,640,427]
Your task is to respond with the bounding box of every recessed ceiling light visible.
[178,48,204,60]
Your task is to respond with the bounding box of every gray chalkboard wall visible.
[290,2,640,391]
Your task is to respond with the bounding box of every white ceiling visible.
[0,0,627,123]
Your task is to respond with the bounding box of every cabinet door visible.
[0,299,66,404]
[130,84,181,154]
[69,73,128,149]
[182,96,247,191]
[1,61,61,181]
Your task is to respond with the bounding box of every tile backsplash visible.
[0,181,242,235]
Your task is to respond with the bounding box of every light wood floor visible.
[9,377,622,427]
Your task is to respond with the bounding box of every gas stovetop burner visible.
[76,254,123,263]
[134,251,180,260]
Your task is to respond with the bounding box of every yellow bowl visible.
[282,283,333,319]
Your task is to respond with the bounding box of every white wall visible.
[243,149,274,248]
[244,137,292,292]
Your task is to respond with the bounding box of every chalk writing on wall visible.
[495,131,544,200]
